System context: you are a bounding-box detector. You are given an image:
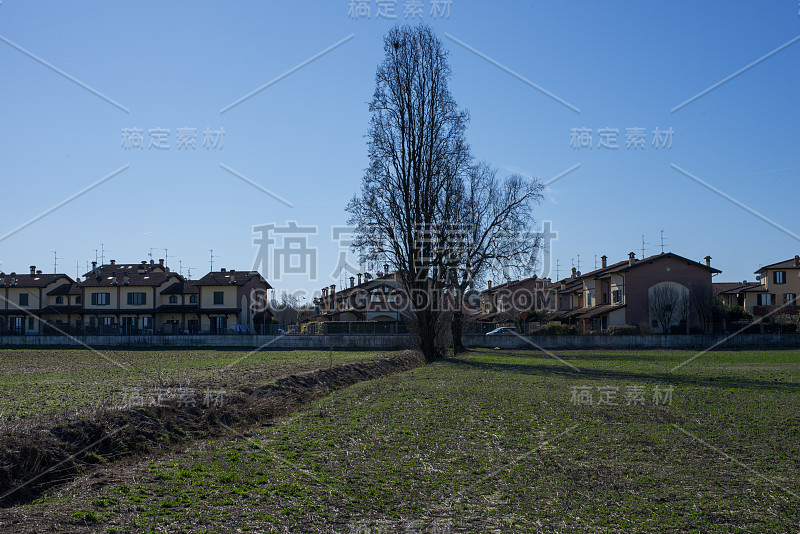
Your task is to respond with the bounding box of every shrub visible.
[533,323,578,336]
[607,324,639,336]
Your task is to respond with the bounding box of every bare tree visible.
[347,25,471,362]
[446,162,544,353]
[649,283,689,335]
[691,284,714,334]
[270,292,299,330]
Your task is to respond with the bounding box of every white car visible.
[486,327,519,336]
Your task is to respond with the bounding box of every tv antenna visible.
[163,248,173,268]
[555,259,560,280]
[594,254,598,270]
[148,248,159,262]
[577,254,581,272]
[186,267,196,279]
[660,230,667,253]
[98,243,105,265]
[209,249,218,271]
[52,251,62,273]
[641,235,650,259]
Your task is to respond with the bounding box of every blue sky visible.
[1,1,798,299]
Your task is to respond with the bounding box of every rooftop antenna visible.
[556,259,560,280]
[163,248,172,268]
[577,254,581,272]
[186,267,196,279]
[52,251,62,273]
[99,243,105,265]
[76,260,80,280]
[209,249,218,271]
[660,230,667,253]
[178,260,183,277]
[594,254,598,270]
[148,248,158,262]
[641,235,650,259]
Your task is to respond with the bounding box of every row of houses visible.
[310,252,800,334]
[0,259,271,335]
[3,252,798,336]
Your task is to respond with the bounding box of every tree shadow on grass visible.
[444,354,800,392]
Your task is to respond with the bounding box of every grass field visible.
[2,348,800,533]
[0,348,381,423]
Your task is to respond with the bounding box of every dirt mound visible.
[0,351,423,507]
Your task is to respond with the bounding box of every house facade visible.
[0,259,271,335]
[744,255,800,317]
[551,252,721,333]
[314,267,403,323]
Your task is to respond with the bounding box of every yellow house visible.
[194,269,272,333]
[0,266,73,334]
[746,255,800,317]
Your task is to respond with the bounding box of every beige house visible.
[0,259,271,335]
[742,255,800,317]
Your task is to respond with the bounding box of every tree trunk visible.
[451,310,465,355]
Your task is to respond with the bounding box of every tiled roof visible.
[576,304,626,320]
[80,270,179,288]
[713,282,760,296]
[754,257,800,273]
[0,273,72,288]
[160,281,199,294]
[195,271,271,288]
[46,283,83,296]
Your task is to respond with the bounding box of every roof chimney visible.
[220,267,226,272]
[357,273,362,285]
[628,252,636,266]
[36,270,42,275]
[30,265,36,275]
[350,276,355,288]
[150,259,154,264]
[364,272,372,282]
[159,258,164,267]
[488,280,492,289]
[571,267,577,278]
[92,261,97,270]
[110,259,116,265]
[383,263,389,273]
[330,284,336,295]
[704,255,711,267]
[601,255,607,268]
[795,255,799,267]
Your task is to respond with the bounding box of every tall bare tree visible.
[648,283,689,335]
[691,284,714,334]
[347,25,471,362]
[446,162,544,353]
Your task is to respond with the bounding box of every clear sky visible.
[1,1,798,300]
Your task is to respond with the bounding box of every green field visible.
[2,348,799,533]
[0,348,381,423]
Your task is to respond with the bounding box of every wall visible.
[464,333,800,349]
[1,333,798,350]
[0,334,414,349]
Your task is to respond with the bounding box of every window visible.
[612,290,621,304]
[127,292,146,305]
[213,291,224,305]
[757,293,774,306]
[76,296,82,304]
[189,295,197,304]
[602,292,608,304]
[19,293,28,306]
[169,295,178,304]
[55,296,64,304]
[28,317,34,330]
[785,293,797,305]
[91,292,110,305]
[102,317,115,325]
[142,317,152,329]
[774,271,786,284]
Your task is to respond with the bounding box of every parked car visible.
[486,326,519,336]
